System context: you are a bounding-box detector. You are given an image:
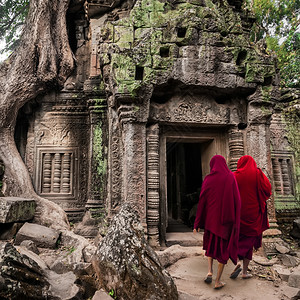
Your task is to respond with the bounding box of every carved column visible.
[228,127,244,171]
[272,158,282,194]
[147,124,160,247]
[117,96,147,226]
[281,159,292,195]
[86,97,108,213]
[42,153,52,193]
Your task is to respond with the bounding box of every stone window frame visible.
[271,150,296,197]
[34,146,79,200]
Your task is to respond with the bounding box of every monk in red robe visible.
[230,155,271,279]
[193,155,241,289]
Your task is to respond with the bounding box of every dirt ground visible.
[166,250,299,300]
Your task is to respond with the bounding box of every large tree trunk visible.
[0,0,75,229]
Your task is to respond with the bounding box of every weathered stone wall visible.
[97,0,277,96]
[13,0,299,243]
[270,89,300,221]
[88,0,281,243]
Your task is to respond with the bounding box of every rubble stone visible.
[291,219,300,239]
[0,197,36,223]
[92,203,178,300]
[278,254,300,268]
[0,241,49,299]
[288,271,300,288]
[156,244,203,268]
[273,264,291,282]
[50,229,96,273]
[20,240,40,254]
[281,285,300,300]
[92,290,113,300]
[276,244,290,254]
[15,222,60,248]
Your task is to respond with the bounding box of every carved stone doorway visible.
[166,142,202,231]
[158,127,228,243]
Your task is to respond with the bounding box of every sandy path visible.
[167,255,294,300]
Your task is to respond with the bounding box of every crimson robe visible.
[234,155,271,237]
[194,155,241,264]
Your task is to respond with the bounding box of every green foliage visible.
[245,0,300,87]
[0,0,298,87]
[62,245,76,255]
[109,288,117,299]
[0,0,30,54]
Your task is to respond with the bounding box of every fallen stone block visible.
[281,285,300,300]
[273,264,291,282]
[0,241,49,299]
[0,197,36,223]
[276,244,290,254]
[290,218,300,239]
[253,255,277,266]
[92,203,178,300]
[47,270,82,299]
[20,240,40,255]
[291,290,300,300]
[288,271,300,288]
[50,229,97,273]
[278,254,300,268]
[0,223,23,240]
[92,290,113,300]
[156,244,203,268]
[15,222,60,248]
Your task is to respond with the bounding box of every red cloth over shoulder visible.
[234,155,271,236]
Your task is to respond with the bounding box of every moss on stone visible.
[93,104,107,181]
[99,0,276,96]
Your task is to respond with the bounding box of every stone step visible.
[166,232,203,247]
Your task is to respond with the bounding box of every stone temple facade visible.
[12,0,299,246]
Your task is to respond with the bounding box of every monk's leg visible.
[204,256,213,283]
[242,258,252,278]
[207,256,213,275]
[215,263,225,288]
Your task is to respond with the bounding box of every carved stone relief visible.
[121,122,147,222]
[108,109,123,214]
[150,94,246,126]
[28,93,90,221]
[270,113,290,151]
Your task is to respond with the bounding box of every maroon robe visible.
[194,155,241,264]
[234,155,272,259]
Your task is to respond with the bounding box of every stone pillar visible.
[117,97,147,226]
[147,124,160,247]
[85,98,108,214]
[228,127,244,171]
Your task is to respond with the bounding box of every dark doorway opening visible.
[166,142,203,232]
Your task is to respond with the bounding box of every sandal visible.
[230,264,242,279]
[204,274,213,284]
[214,282,226,290]
[242,274,253,279]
